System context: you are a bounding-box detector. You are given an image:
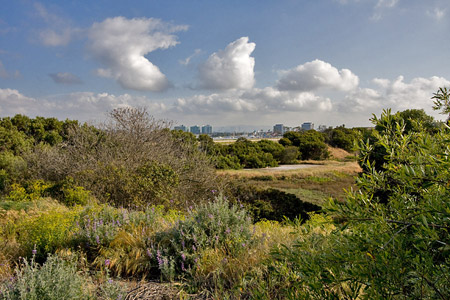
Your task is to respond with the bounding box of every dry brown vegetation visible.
[219,161,361,205]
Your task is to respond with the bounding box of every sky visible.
[1,0,450,130]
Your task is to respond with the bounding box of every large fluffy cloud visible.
[197,37,256,90]
[88,17,186,92]
[172,87,332,114]
[339,76,450,114]
[276,59,359,92]
[0,88,167,121]
[0,89,38,115]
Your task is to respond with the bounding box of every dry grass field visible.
[219,160,361,205]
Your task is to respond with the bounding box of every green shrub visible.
[280,145,300,164]
[72,204,167,252]
[0,254,92,300]
[0,152,27,193]
[17,209,78,261]
[215,155,242,169]
[148,195,254,281]
[45,177,91,206]
[216,138,280,169]
[5,180,52,202]
[282,130,329,160]
[323,126,359,152]
[63,186,90,206]
[6,184,29,202]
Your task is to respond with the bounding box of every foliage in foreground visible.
[259,109,450,299]
[0,253,126,300]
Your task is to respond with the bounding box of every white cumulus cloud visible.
[0,88,167,122]
[339,75,450,114]
[50,92,167,119]
[0,88,39,115]
[197,37,256,90]
[88,16,187,92]
[173,92,258,114]
[172,87,332,115]
[276,59,359,92]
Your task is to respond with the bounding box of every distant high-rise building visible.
[201,124,213,135]
[273,124,284,135]
[174,125,188,132]
[190,125,201,135]
[301,122,314,131]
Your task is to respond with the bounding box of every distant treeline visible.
[0,108,441,208]
[175,125,368,169]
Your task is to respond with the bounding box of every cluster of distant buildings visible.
[273,122,317,135]
[173,121,324,138]
[174,124,213,135]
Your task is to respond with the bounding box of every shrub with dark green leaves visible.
[323,126,358,152]
[215,154,242,169]
[281,130,329,160]
[216,138,280,169]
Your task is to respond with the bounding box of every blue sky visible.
[1,0,449,129]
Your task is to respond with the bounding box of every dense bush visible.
[214,154,242,169]
[281,130,329,160]
[203,136,301,169]
[17,208,78,261]
[323,126,359,152]
[279,145,301,164]
[25,107,218,208]
[216,138,280,169]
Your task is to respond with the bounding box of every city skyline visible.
[1,1,450,127]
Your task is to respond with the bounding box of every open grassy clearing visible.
[219,161,361,205]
